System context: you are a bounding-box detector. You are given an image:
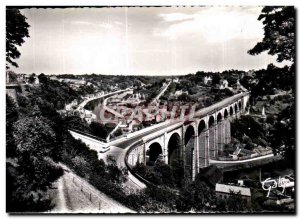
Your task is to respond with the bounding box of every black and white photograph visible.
[5,4,296,214]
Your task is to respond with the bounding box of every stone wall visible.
[6,88,18,105]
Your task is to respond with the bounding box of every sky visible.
[10,6,288,76]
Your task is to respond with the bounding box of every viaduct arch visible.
[147,142,163,165]
[168,132,181,166]
[184,125,196,179]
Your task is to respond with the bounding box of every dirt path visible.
[49,166,135,213]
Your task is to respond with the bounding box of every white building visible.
[219,79,229,89]
[59,78,86,85]
[49,76,59,81]
[65,104,73,111]
[34,76,39,85]
[72,99,78,106]
[173,78,179,83]
[84,110,97,124]
[174,90,188,97]
[204,76,212,85]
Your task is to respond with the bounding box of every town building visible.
[84,110,97,124]
[203,76,212,85]
[229,146,257,160]
[49,75,59,81]
[173,89,188,97]
[173,77,179,83]
[219,79,229,89]
[215,183,252,204]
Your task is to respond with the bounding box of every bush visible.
[266,115,275,124]
[276,95,283,101]
[231,115,266,143]
[224,88,234,96]
[90,121,108,139]
[256,96,263,101]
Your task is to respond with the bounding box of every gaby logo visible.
[261,176,294,198]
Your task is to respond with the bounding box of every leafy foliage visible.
[176,174,216,212]
[133,162,176,187]
[7,114,64,212]
[269,103,295,167]
[250,64,294,100]
[89,121,108,139]
[25,74,94,110]
[6,8,30,68]
[13,116,57,156]
[246,6,295,171]
[6,95,19,157]
[225,192,249,212]
[231,115,266,144]
[248,6,295,63]
[7,162,63,212]
[133,159,186,189]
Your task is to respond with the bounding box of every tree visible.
[28,73,36,84]
[248,6,295,63]
[7,70,18,83]
[8,115,63,212]
[6,95,18,127]
[6,95,19,157]
[153,161,175,187]
[38,73,48,84]
[6,161,62,212]
[172,159,185,188]
[212,74,221,85]
[269,103,295,167]
[12,115,57,158]
[90,122,108,139]
[249,64,294,101]
[6,8,30,69]
[226,192,249,212]
[178,93,191,102]
[231,115,266,145]
[176,174,216,212]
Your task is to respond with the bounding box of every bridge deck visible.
[193,92,248,118]
[71,92,249,148]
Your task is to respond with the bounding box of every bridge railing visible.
[193,91,250,118]
[124,140,157,188]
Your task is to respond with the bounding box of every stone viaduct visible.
[127,92,250,180]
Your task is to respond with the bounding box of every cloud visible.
[158,12,195,22]
[70,20,113,29]
[157,7,263,43]
[71,21,92,25]
[114,21,123,25]
[14,7,281,76]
